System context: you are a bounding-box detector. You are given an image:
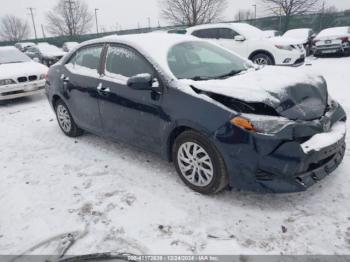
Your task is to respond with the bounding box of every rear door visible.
[97,44,164,154]
[61,44,104,133]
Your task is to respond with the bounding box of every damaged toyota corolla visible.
[45,34,347,194]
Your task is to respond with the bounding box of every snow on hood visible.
[177,66,326,110]
[0,61,48,79]
[269,36,305,45]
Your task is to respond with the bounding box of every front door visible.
[98,44,164,154]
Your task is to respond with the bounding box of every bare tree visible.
[0,15,30,41]
[260,0,321,31]
[234,9,255,21]
[46,0,93,36]
[160,0,227,26]
[319,5,338,30]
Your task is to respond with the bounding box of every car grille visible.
[316,44,342,50]
[17,75,38,83]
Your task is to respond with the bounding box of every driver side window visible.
[105,45,154,81]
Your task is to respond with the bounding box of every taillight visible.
[338,37,349,43]
[45,73,49,81]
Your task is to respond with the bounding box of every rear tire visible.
[55,99,83,137]
[251,53,274,65]
[172,130,229,194]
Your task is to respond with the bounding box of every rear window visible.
[0,48,31,64]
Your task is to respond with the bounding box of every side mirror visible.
[127,73,157,91]
[234,35,246,41]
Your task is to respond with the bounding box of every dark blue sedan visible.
[45,34,346,194]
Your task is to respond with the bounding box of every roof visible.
[186,23,265,39]
[78,33,203,79]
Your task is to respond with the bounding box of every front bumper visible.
[213,105,347,193]
[0,80,45,100]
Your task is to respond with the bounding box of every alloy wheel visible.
[177,142,214,187]
[254,57,268,65]
[57,104,72,133]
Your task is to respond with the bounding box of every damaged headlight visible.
[231,114,294,134]
[0,79,15,86]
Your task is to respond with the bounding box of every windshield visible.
[168,41,253,80]
[0,48,31,64]
[233,23,265,39]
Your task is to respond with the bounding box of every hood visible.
[42,51,66,58]
[179,66,328,121]
[0,61,48,80]
[269,36,306,45]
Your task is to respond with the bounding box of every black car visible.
[26,44,67,66]
[45,34,346,194]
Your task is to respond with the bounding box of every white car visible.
[283,28,315,55]
[0,47,48,100]
[313,26,350,56]
[263,30,280,38]
[185,23,306,66]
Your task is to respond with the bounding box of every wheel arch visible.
[52,94,63,108]
[166,124,211,162]
[248,50,275,65]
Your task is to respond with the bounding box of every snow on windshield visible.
[232,23,265,38]
[317,27,350,37]
[0,47,31,64]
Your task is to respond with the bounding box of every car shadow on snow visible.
[72,130,337,211]
[0,93,46,108]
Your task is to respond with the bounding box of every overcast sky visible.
[1,0,350,38]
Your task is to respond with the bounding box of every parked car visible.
[263,30,280,38]
[313,26,350,56]
[185,23,306,66]
[283,28,315,55]
[45,34,346,194]
[0,46,48,100]
[25,44,67,66]
[14,42,35,52]
[62,42,79,52]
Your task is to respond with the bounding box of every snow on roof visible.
[317,27,350,38]
[81,33,204,80]
[186,23,265,38]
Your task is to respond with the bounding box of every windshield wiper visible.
[214,69,245,79]
[190,76,212,81]
[5,61,25,64]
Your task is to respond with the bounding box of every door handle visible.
[61,74,70,82]
[97,83,110,94]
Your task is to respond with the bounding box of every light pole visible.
[27,7,38,40]
[252,4,257,22]
[95,8,99,34]
[147,17,151,30]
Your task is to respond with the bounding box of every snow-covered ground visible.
[0,57,350,256]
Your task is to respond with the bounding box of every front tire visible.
[55,100,83,137]
[251,53,274,65]
[172,130,229,194]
